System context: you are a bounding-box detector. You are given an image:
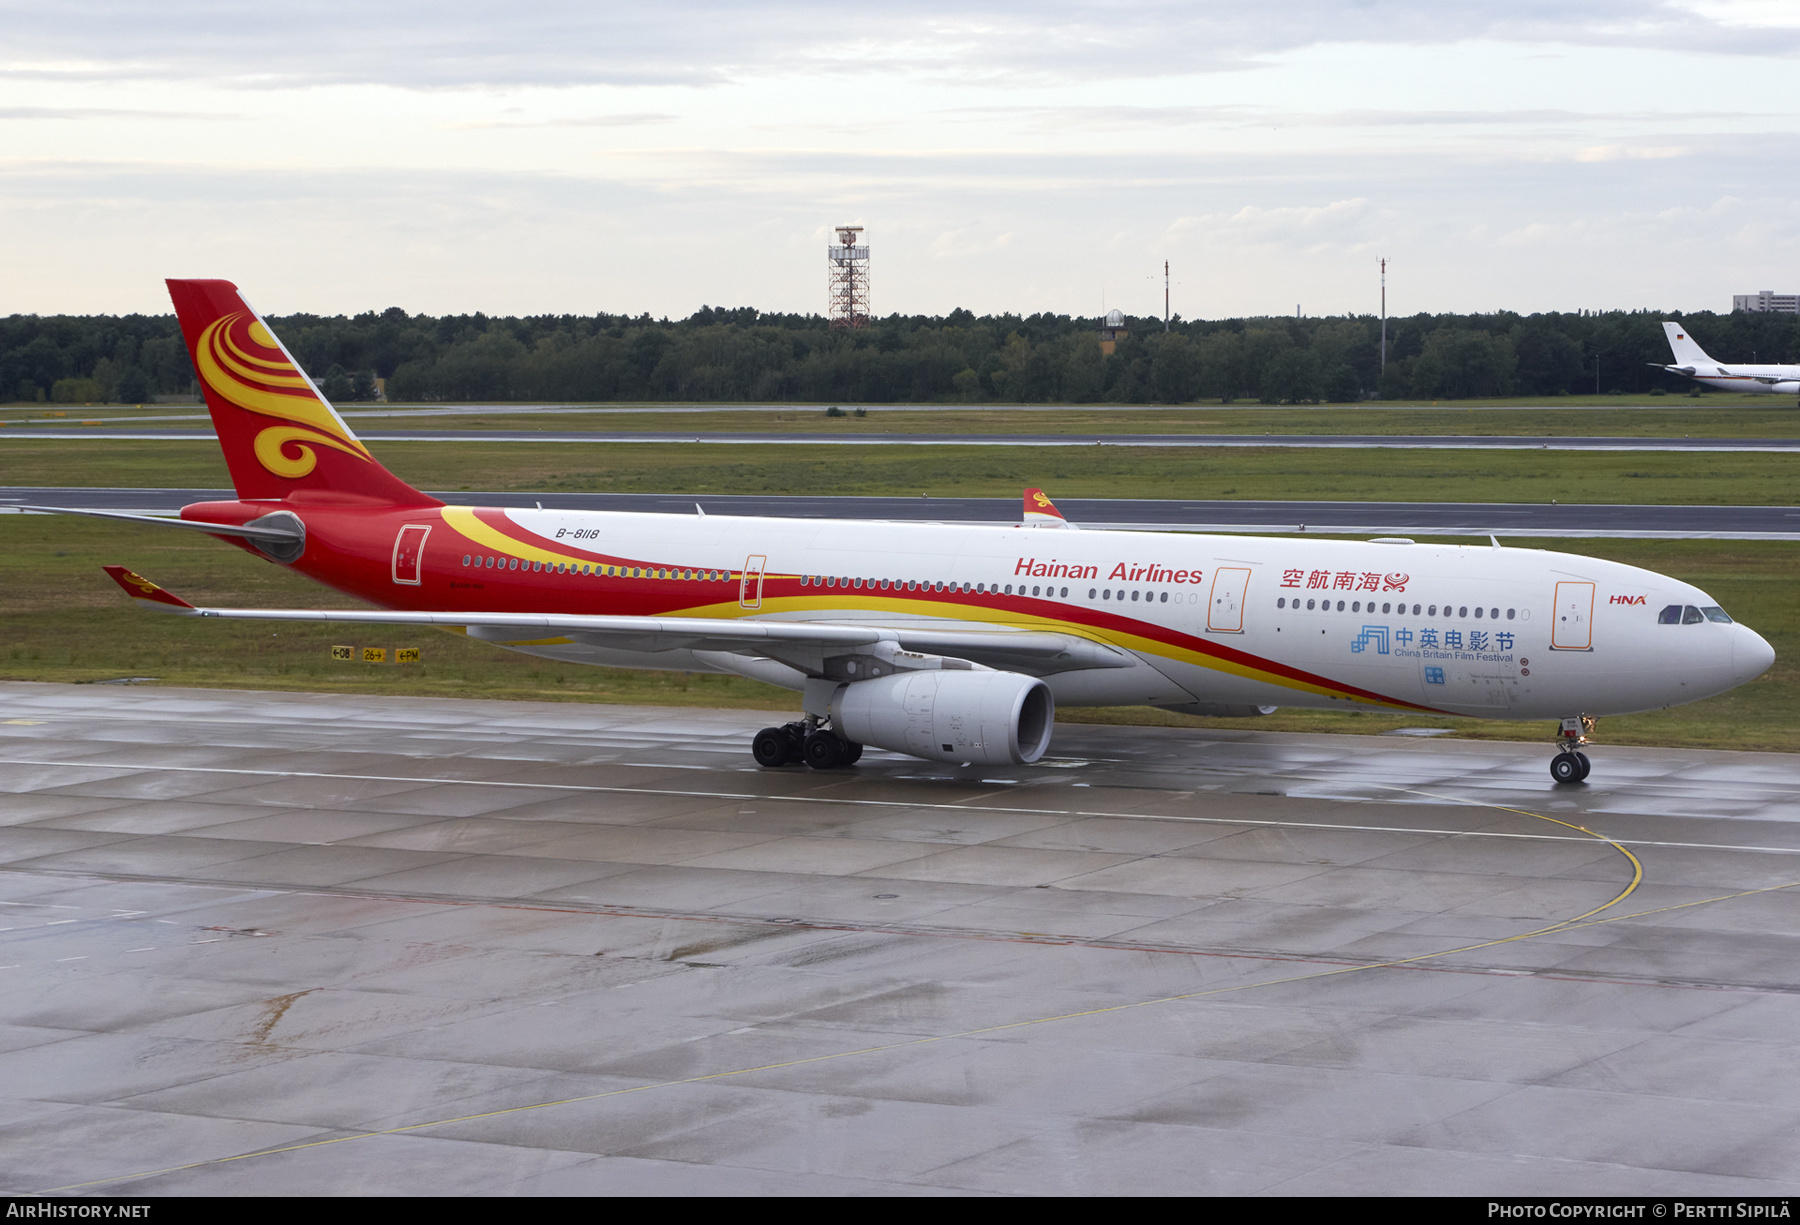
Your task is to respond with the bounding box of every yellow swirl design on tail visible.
[253,425,370,478]
[195,312,373,469]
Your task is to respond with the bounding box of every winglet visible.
[1022,487,1073,529]
[102,565,197,612]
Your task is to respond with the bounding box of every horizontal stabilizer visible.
[29,505,303,544]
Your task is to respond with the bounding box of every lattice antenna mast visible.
[828,226,870,329]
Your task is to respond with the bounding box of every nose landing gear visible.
[1550,715,1595,784]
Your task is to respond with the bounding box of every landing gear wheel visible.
[1573,751,1591,782]
[752,727,792,768]
[803,730,846,770]
[1550,752,1584,784]
[841,741,863,764]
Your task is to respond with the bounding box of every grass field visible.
[2,516,1793,753]
[5,400,1800,438]
[2,437,1798,505]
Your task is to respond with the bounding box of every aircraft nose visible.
[1734,626,1776,685]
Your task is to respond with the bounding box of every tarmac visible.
[1,683,1798,1194]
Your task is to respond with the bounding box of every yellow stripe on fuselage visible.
[441,506,611,568]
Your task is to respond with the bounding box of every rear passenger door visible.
[392,524,431,586]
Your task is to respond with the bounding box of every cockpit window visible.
[1658,604,1683,624]
[1702,606,1733,623]
[1682,605,1705,625]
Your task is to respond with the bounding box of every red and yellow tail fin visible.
[102,565,196,611]
[166,279,438,506]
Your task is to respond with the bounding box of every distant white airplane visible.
[1659,322,1800,399]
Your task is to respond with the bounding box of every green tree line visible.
[6,304,1799,405]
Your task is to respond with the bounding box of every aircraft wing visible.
[100,566,1134,675]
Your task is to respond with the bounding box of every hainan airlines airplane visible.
[47,281,1776,786]
[1659,321,1800,398]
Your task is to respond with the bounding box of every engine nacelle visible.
[829,669,1055,765]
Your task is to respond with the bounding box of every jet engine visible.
[829,669,1055,765]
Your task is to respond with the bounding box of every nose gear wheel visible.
[1550,715,1595,784]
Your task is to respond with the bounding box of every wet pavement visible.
[1,683,1796,1194]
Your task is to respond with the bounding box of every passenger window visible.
[1159,591,1167,603]
[1306,598,1315,610]
[1278,597,1286,608]
[1474,607,1483,618]
[1089,588,1097,599]
[1506,608,1514,620]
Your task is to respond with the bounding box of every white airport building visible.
[1732,289,1800,313]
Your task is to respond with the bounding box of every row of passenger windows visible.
[463,555,729,581]
[1277,597,1517,619]
[800,577,1205,605]
[803,576,1076,598]
[1660,604,1733,624]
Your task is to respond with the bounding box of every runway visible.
[2,683,1797,1194]
[8,486,1800,539]
[8,424,1800,452]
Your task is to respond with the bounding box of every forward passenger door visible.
[1552,581,1595,650]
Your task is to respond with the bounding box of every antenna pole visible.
[1164,261,1170,332]
[1379,257,1388,375]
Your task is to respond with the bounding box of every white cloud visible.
[3,5,1800,318]
[2,2,1797,92]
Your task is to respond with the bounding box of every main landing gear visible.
[1550,714,1595,784]
[752,718,864,769]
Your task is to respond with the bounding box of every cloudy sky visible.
[3,1,1798,319]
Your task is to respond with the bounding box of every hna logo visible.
[1609,594,1646,605]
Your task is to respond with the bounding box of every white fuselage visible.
[472,508,1773,722]
[1674,361,1800,395]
